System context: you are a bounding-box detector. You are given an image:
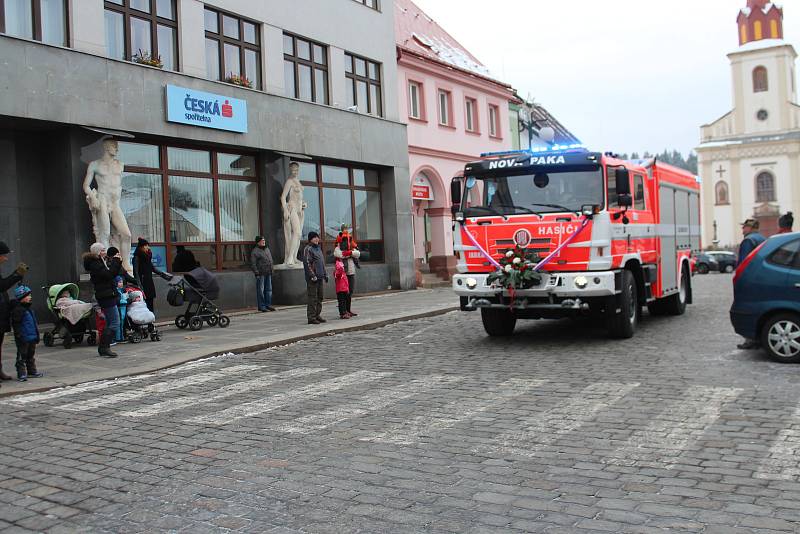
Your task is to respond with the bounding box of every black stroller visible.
[168,266,230,331]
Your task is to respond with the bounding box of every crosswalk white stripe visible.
[119,367,326,418]
[753,405,800,480]
[10,358,235,405]
[482,382,639,457]
[272,375,461,434]
[361,378,546,445]
[59,364,260,412]
[605,385,742,467]
[187,370,391,425]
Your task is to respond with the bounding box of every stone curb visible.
[0,306,457,398]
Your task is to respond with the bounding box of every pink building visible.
[395,0,517,283]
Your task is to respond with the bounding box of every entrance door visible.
[424,211,433,264]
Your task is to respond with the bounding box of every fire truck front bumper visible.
[453,272,618,311]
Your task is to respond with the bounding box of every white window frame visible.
[488,105,498,137]
[438,89,450,126]
[409,81,421,119]
[465,98,475,132]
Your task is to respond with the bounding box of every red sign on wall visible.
[412,184,432,200]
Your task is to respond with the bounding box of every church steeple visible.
[738,1,784,46]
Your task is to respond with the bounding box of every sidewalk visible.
[0,289,457,397]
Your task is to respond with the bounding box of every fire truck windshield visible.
[464,169,604,217]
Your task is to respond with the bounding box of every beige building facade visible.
[697,0,800,247]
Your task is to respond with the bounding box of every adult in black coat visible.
[83,242,133,358]
[0,241,27,381]
[132,237,168,312]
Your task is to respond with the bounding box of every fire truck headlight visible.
[465,277,478,290]
[574,276,589,289]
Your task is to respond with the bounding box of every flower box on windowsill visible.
[224,75,253,89]
[132,49,163,69]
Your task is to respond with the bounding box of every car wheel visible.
[608,270,639,339]
[481,308,517,337]
[761,314,800,363]
[697,263,709,274]
[724,264,734,274]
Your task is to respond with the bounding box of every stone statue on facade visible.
[276,162,307,269]
[83,139,133,272]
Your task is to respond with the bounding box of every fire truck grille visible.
[495,238,551,246]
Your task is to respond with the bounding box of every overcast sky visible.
[410,0,800,156]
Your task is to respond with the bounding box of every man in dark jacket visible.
[84,242,134,357]
[0,241,27,382]
[250,236,275,312]
[133,237,168,313]
[302,232,327,325]
[10,285,43,381]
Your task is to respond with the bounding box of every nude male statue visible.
[83,139,133,272]
[277,162,307,269]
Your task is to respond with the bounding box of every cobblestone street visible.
[2,274,800,533]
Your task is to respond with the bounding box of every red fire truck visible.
[451,147,701,338]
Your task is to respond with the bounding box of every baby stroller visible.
[121,288,162,343]
[168,266,230,331]
[42,283,98,349]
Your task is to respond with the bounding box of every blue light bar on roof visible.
[480,144,586,158]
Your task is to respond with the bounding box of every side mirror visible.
[615,168,631,197]
[450,178,463,215]
[617,193,633,209]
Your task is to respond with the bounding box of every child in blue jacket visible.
[11,285,44,381]
[114,276,129,343]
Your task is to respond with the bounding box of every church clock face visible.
[757,109,769,121]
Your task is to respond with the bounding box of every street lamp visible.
[518,107,555,150]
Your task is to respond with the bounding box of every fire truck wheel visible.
[608,270,638,339]
[662,268,689,316]
[481,308,517,337]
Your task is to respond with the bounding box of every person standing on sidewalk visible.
[334,224,360,317]
[303,232,328,325]
[0,241,27,382]
[334,256,350,319]
[10,285,43,381]
[84,242,131,358]
[250,236,275,312]
[132,237,168,313]
[736,219,767,350]
[778,212,794,234]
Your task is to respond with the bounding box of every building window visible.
[283,32,328,104]
[0,0,67,45]
[297,162,383,263]
[756,171,776,202]
[754,20,763,41]
[104,0,178,71]
[352,0,378,9]
[204,7,261,89]
[465,97,478,132]
[116,141,260,271]
[408,81,422,120]
[488,104,500,137]
[753,66,768,93]
[437,89,451,126]
[345,52,382,117]
[715,181,729,205]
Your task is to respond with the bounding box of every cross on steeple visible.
[716,165,726,179]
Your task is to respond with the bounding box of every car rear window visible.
[768,239,800,268]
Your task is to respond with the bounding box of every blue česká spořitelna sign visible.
[165,85,248,133]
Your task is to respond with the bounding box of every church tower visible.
[697,1,800,246]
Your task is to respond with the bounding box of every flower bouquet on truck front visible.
[486,246,542,290]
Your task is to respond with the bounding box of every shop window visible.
[284,32,328,104]
[345,52,382,117]
[104,0,178,71]
[115,141,260,271]
[756,171,776,202]
[715,181,729,205]
[1,0,68,46]
[204,7,261,89]
[298,162,384,262]
[753,66,768,93]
